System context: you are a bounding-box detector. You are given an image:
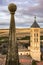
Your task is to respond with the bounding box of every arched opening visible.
[21,53,22,55]
[26,53,28,55]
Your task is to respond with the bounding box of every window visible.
[34,33,38,37]
[34,38,35,42]
[37,33,38,37]
[34,34,35,36]
[37,38,38,42]
[21,53,22,55]
[34,38,38,42]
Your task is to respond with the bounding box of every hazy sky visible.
[0,0,43,29]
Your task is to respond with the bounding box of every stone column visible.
[5,3,19,65]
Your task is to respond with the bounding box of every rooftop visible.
[31,16,40,28]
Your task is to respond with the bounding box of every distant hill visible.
[0,28,43,37]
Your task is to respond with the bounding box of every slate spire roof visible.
[31,16,40,28]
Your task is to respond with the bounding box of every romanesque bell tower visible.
[30,16,41,61]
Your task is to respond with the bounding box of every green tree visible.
[32,60,37,65]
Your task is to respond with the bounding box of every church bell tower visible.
[30,16,41,61]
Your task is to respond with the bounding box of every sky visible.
[0,0,43,29]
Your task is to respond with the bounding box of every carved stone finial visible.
[8,3,17,13]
